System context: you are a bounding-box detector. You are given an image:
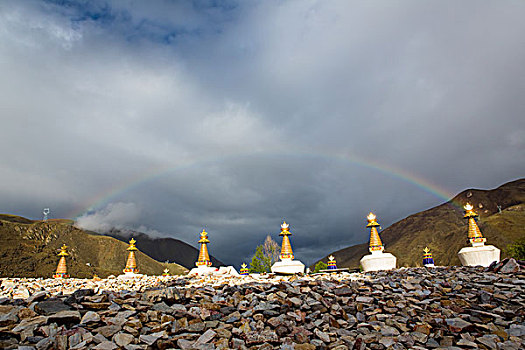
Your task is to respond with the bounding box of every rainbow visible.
[69,150,458,220]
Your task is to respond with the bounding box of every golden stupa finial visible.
[280,221,291,236]
[328,255,335,262]
[423,247,430,254]
[198,229,211,243]
[162,268,170,276]
[366,212,380,227]
[463,203,478,218]
[241,263,247,268]
[127,238,138,251]
[58,244,69,256]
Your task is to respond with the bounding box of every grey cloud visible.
[0,1,524,266]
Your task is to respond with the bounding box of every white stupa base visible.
[423,263,435,268]
[118,272,144,279]
[458,245,500,267]
[188,265,241,276]
[216,266,240,276]
[188,266,218,276]
[360,252,397,272]
[271,259,305,274]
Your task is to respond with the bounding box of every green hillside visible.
[0,216,187,278]
[316,178,525,269]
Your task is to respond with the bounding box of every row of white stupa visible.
[359,203,500,272]
[108,202,500,278]
[187,221,306,276]
[185,202,500,275]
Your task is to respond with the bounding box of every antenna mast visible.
[43,208,50,221]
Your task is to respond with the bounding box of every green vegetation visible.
[249,235,279,273]
[507,238,525,260]
[313,261,327,273]
[249,246,271,273]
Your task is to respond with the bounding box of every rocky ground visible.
[0,266,524,350]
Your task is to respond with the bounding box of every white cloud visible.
[75,202,141,232]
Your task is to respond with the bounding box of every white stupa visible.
[189,229,218,275]
[458,203,500,267]
[271,221,305,274]
[360,212,396,272]
[188,229,239,276]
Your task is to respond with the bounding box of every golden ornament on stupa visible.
[196,229,212,267]
[366,212,384,253]
[123,238,140,274]
[162,268,170,276]
[53,244,70,278]
[463,203,487,245]
[279,221,294,260]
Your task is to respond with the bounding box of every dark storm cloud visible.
[1,0,524,266]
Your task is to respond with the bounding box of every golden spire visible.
[463,203,486,245]
[123,238,140,273]
[127,238,138,251]
[366,212,384,253]
[53,244,69,278]
[279,221,294,260]
[162,268,170,276]
[196,229,212,267]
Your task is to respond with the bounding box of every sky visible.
[1,0,524,267]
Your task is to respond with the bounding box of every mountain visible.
[104,230,224,269]
[315,178,525,269]
[0,215,187,278]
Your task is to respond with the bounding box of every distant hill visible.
[0,215,187,278]
[315,178,525,269]
[105,230,224,269]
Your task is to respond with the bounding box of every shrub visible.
[507,238,525,260]
[313,261,328,273]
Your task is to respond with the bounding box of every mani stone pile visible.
[0,267,524,350]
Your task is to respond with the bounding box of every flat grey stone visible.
[47,310,81,324]
[93,341,118,350]
[34,300,71,315]
[195,329,216,344]
[80,310,101,324]
[113,332,134,347]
